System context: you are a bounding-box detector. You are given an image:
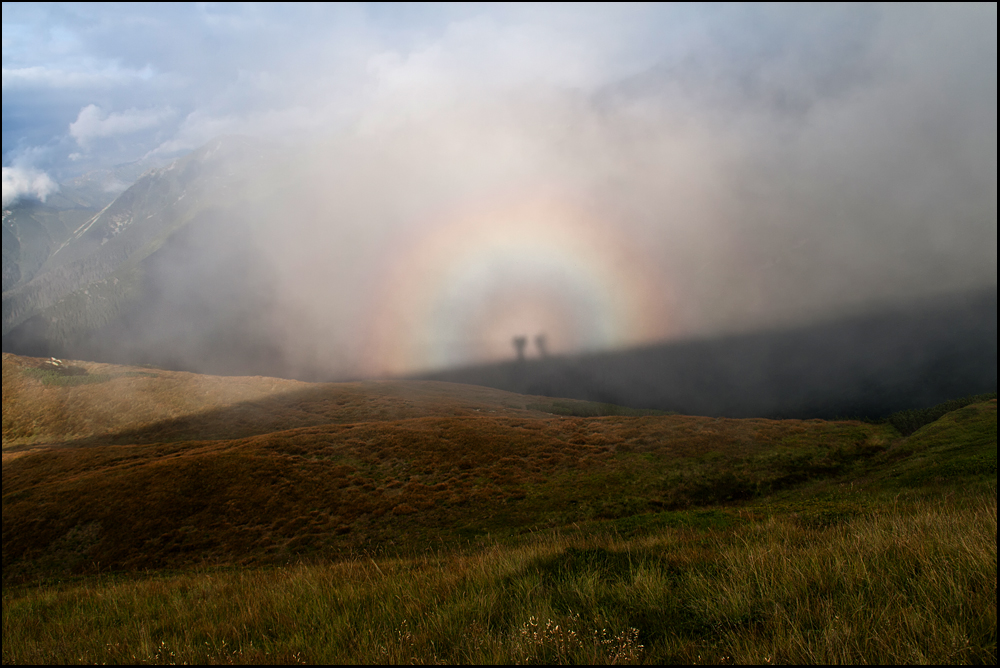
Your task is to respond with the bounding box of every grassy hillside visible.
[2,353,996,663]
[1,352,567,451]
[4,493,994,665]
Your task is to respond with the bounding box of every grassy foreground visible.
[2,354,996,663]
[4,489,995,664]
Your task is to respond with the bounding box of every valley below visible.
[2,352,996,664]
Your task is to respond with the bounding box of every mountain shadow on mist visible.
[415,289,998,420]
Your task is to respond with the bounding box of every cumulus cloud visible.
[1,166,57,207]
[69,104,174,148]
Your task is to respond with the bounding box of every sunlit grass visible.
[3,354,996,663]
[4,408,915,580]
[3,491,994,664]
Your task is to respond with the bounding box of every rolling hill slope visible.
[3,353,995,585]
[1,352,610,452]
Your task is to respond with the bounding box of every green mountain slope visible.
[1,138,269,343]
[2,200,97,293]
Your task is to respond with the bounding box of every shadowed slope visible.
[2,353,600,453]
[419,288,997,419]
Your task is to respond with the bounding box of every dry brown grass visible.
[2,354,996,663]
[2,352,564,456]
[2,353,920,582]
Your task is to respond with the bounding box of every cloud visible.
[1,166,57,207]
[69,104,174,147]
[1,4,995,376]
[1,63,155,90]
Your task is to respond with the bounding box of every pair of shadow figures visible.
[512,334,548,361]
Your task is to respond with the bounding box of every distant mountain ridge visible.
[1,155,186,295]
[2,191,104,294]
[2,137,271,350]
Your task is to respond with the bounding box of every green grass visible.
[882,392,997,436]
[2,353,996,664]
[20,366,157,386]
[877,399,998,487]
[3,490,994,665]
[22,366,114,386]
